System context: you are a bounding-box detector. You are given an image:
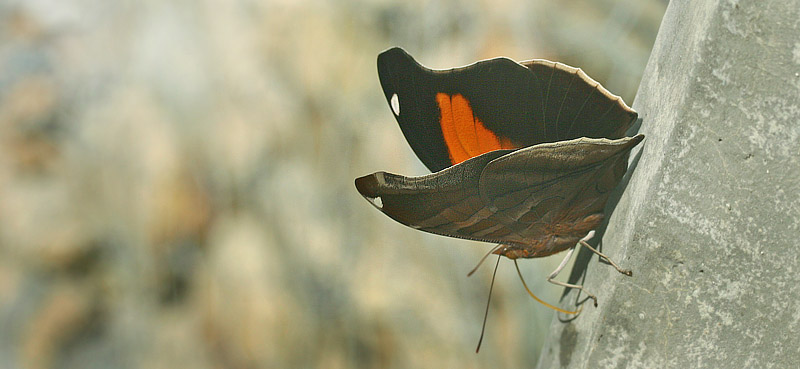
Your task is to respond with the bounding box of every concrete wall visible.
[537,0,800,367]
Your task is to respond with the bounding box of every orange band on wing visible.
[436,93,516,165]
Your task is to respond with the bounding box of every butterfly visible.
[355,47,642,349]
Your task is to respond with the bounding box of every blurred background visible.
[0,0,665,368]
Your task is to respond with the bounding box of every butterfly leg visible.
[578,239,633,277]
[546,245,598,307]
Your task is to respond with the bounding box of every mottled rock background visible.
[0,0,664,368]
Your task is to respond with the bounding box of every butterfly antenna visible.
[468,244,505,277]
[476,254,501,353]
[514,260,581,315]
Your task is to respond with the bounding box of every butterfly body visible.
[358,47,642,261]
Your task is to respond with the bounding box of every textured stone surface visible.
[537,0,800,367]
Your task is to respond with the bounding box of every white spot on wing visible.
[369,196,383,209]
[390,93,400,116]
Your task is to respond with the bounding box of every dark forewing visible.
[376,47,639,172]
[519,60,637,143]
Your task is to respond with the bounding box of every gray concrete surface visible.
[536,0,800,368]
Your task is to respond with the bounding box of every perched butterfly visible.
[355,47,642,350]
